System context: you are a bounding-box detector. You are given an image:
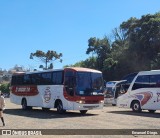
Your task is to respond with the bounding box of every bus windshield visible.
[76,72,103,96]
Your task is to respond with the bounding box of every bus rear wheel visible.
[57,101,66,114]
[22,99,28,110]
[131,101,142,112]
[80,110,88,114]
[148,110,156,113]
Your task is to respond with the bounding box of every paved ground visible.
[1,98,160,138]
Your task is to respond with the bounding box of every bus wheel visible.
[131,101,142,112]
[27,106,32,110]
[42,107,50,111]
[57,101,65,114]
[22,99,27,110]
[148,110,156,113]
[80,110,88,114]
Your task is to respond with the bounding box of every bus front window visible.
[76,72,103,96]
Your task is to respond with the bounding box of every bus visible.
[10,67,104,114]
[117,70,160,113]
[104,81,117,105]
[104,80,127,106]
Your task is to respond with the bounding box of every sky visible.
[0,0,160,71]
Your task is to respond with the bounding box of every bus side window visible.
[150,74,160,87]
[41,72,52,85]
[24,74,32,85]
[52,71,63,85]
[16,75,24,85]
[31,73,42,85]
[132,75,150,90]
[11,76,17,85]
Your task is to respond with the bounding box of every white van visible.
[117,70,160,113]
[104,80,127,106]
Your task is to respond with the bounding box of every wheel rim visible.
[133,103,139,111]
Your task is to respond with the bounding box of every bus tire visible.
[42,107,50,111]
[131,101,142,112]
[57,101,65,114]
[28,106,32,110]
[22,99,28,110]
[80,110,87,114]
[148,110,156,113]
[112,104,116,106]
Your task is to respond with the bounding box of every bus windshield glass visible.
[76,72,103,96]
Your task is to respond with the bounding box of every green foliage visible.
[121,13,160,71]
[30,50,62,70]
[64,57,98,69]
[86,36,111,70]
[0,83,10,93]
[65,12,160,81]
[103,58,117,70]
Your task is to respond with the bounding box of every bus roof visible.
[12,67,101,76]
[26,69,63,74]
[12,69,63,76]
[12,72,25,75]
[106,80,127,87]
[138,70,160,75]
[66,67,102,73]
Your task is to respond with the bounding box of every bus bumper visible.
[74,103,104,110]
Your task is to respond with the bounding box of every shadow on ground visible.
[4,108,98,119]
[108,110,160,118]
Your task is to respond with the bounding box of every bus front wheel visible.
[57,101,66,114]
[131,101,142,112]
[80,110,88,114]
[148,110,156,113]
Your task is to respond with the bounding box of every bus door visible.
[114,80,127,99]
[64,69,76,110]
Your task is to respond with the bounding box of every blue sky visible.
[0,0,160,71]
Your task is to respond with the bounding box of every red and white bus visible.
[10,67,104,114]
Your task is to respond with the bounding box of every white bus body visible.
[10,67,104,114]
[117,70,160,113]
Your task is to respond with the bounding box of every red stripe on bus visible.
[63,87,104,103]
[11,86,39,96]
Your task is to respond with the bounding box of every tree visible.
[0,83,10,93]
[30,50,62,70]
[120,13,160,70]
[86,36,111,70]
[64,56,97,69]
[65,12,160,81]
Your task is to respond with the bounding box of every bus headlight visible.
[76,100,85,104]
[99,100,104,103]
